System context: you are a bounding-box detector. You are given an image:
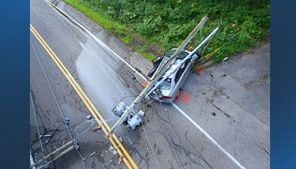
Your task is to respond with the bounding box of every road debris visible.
[86,115,92,120]
[222,57,229,63]
[92,125,102,132]
[196,66,205,74]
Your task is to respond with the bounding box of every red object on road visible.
[176,90,191,104]
[196,66,205,74]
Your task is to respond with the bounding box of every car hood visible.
[160,89,172,97]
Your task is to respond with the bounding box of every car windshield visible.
[165,49,188,59]
[159,78,172,90]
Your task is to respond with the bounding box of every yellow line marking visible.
[30,24,138,169]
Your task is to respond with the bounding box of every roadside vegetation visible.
[64,0,269,63]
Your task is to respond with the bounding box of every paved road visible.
[30,0,270,168]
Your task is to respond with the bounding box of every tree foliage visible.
[69,0,270,62]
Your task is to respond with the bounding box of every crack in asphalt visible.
[152,103,211,169]
[122,133,151,169]
[184,131,213,169]
[206,98,236,123]
[31,38,88,168]
[30,89,68,158]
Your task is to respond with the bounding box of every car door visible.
[174,61,186,90]
[177,58,192,88]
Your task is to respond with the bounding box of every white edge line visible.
[172,103,246,169]
[48,2,148,82]
[47,2,246,168]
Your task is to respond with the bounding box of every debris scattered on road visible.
[89,151,96,157]
[127,71,137,81]
[117,157,123,165]
[86,115,92,120]
[118,136,123,143]
[196,66,205,74]
[108,146,117,155]
[63,117,70,125]
[222,57,229,63]
[93,125,102,132]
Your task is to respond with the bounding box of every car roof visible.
[163,59,182,78]
[160,48,191,79]
[165,48,190,60]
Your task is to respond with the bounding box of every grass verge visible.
[64,0,158,61]
[64,0,269,63]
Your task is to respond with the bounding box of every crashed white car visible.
[148,49,199,103]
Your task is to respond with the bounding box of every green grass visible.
[64,0,125,34]
[64,0,157,61]
[64,0,269,63]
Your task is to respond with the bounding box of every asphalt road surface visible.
[30,0,270,168]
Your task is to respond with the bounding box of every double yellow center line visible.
[30,24,138,169]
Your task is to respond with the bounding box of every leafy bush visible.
[65,0,269,62]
